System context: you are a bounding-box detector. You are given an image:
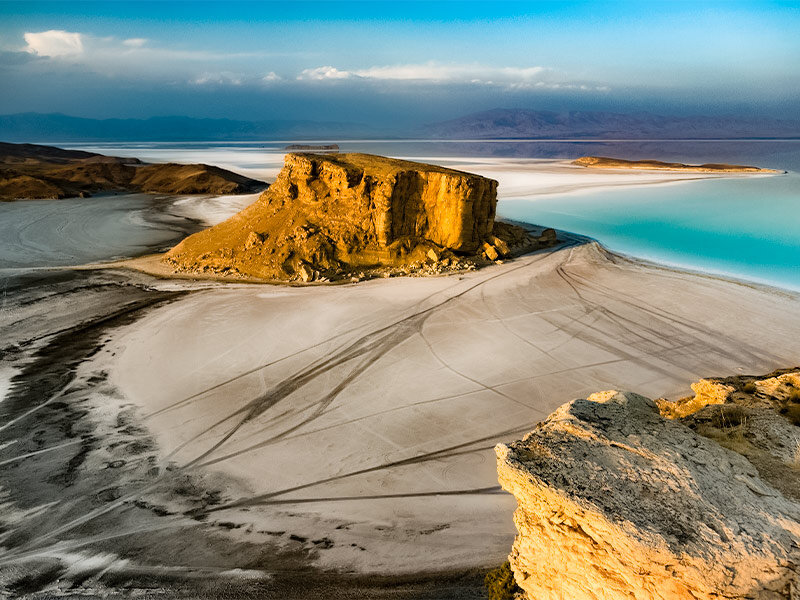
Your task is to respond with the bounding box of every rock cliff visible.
[164,153,550,281]
[496,371,800,600]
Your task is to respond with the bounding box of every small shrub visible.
[784,404,800,426]
[485,561,522,600]
[709,404,748,429]
[742,381,757,394]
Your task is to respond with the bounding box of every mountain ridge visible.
[421,108,800,139]
[3,110,800,142]
[0,113,378,142]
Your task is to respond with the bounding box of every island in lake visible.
[573,155,783,173]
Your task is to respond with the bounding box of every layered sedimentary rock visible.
[164,152,543,281]
[496,375,800,600]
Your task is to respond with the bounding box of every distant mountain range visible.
[1,110,799,142]
[0,113,376,142]
[421,109,800,139]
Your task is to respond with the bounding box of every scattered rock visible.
[487,234,511,257]
[481,242,499,261]
[537,228,557,245]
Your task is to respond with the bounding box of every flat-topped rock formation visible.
[496,370,800,600]
[164,152,551,282]
[0,141,266,200]
[573,155,782,173]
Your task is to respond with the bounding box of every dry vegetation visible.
[660,367,800,500]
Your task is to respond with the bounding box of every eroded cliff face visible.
[164,153,544,281]
[496,378,800,600]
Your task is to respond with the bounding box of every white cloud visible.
[19,29,268,80]
[297,65,352,80]
[191,71,243,86]
[351,63,547,82]
[294,61,606,91]
[16,31,608,94]
[24,30,84,57]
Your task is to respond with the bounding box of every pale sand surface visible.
[169,192,261,226]
[102,239,800,574]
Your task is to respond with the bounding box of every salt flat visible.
[101,237,800,574]
[0,157,795,596]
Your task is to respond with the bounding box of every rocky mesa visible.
[496,370,800,600]
[163,152,553,281]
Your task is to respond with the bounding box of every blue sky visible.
[0,1,798,124]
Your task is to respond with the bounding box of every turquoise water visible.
[499,171,800,291]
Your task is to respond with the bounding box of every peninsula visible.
[159,152,555,282]
[0,141,267,201]
[573,155,782,173]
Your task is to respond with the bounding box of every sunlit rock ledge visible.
[496,371,800,600]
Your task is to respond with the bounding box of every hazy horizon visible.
[1,1,799,127]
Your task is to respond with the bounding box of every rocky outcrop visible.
[164,153,551,281]
[496,374,800,600]
[573,155,781,173]
[0,141,266,200]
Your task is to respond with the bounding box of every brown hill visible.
[573,155,781,173]
[163,152,553,282]
[0,141,267,200]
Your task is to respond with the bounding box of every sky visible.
[0,1,798,125]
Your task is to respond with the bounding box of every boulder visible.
[496,389,800,600]
[487,234,511,257]
[481,242,500,261]
[538,228,557,244]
